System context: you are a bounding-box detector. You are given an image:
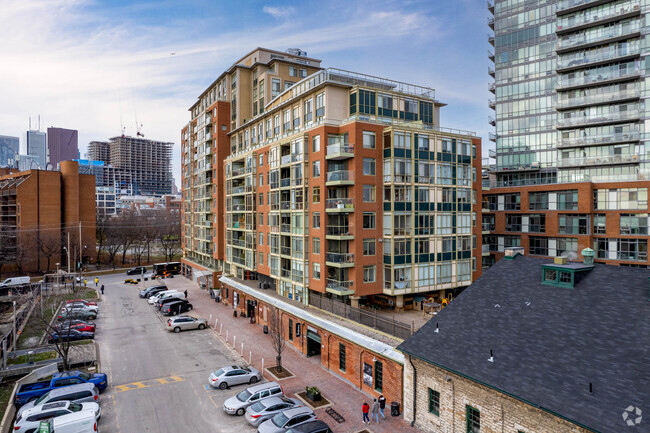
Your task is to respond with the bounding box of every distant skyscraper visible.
[87,141,110,163]
[0,135,19,167]
[47,127,79,167]
[26,130,47,168]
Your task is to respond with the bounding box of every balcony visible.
[326,253,355,268]
[325,226,354,240]
[556,67,640,90]
[231,239,246,248]
[488,50,495,62]
[489,132,497,142]
[488,98,496,110]
[487,16,494,29]
[555,88,639,110]
[488,82,495,93]
[280,178,291,188]
[231,167,246,177]
[487,0,494,13]
[280,224,291,233]
[326,170,354,186]
[556,22,640,53]
[556,109,640,129]
[482,223,494,233]
[488,34,494,47]
[557,131,640,148]
[325,198,354,213]
[556,44,640,72]
[557,154,640,168]
[482,244,490,256]
[488,149,496,158]
[557,0,639,21]
[231,186,246,195]
[326,143,354,160]
[488,66,495,77]
[557,0,607,14]
[488,116,496,126]
[326,279,354,296]
[281,155,291,165]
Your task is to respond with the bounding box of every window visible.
[288,318,293,341]
[313,237,320,254]
[289,66,298,77]
[428,388,440,416]
[313,161,320,177]
[437,263,452,283]
[555,190,578,210]
[259,213,263,226]
[271,79,281,98]
[363,158,376,176]
[363,239,376,256]
[258,174,263,186]
[466,406,480,433]
[374,360,383,392]
[312,187,320,203]
[315,92,325,118]
[506,214,521,232]
[259,155,264,166]
[620,214,648,235]
[304,99,313,123]
[558,214,589,235]
[284,81,294,91]
[313,263,320,280]
[529,214,546,233]
[528,192,548,210]
[312,135,320,152]
[258,232,263,245]
[529,237,548,256]
[259,193,264,205]
[363,265,376,282]
[442,138,452,153]
[313,212,320,229]
[339,343,346,372]
[363,212,376,229]
[594,188,648,210]
[437,163,453,185]
[458,261,471,282]
[504,193,520,210]
[259,252,263,265]
[363,185,375,202]
[593,214,606,234]
[363,131,376,149]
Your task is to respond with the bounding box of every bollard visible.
[215,318,218,329]
[226,329,228,343]
[261,358,264,374]
[210,314,212,325]
[233,335,236,348]
[249,351,251,365]
[241,342,243,356]
[220,323,223,335]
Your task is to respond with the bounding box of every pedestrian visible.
[362,401,370,424]
[184,290,188,299]
[95,277,98,287]
[371,398,380,423]
[84,279,87,287]
[378,394,386,419]
[100,284,104,295]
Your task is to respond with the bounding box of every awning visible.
[326,286,355,296]
[413,296,427,302]
[193,270,211,278]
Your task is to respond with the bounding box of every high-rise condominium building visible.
[47,127,79,167]
[0,135,19,167]
[26,130,47,169]
[484,0,650,268]
[182,47,482,307]
[87,136,173,196]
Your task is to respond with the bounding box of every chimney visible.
[581,248,595,266]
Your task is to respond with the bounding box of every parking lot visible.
[95,272,259,433]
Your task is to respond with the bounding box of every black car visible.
[162,299,193,316]
[47,329,95,344]
[286,420,332,433]
[139,285,167,298]
[126,267,147,275]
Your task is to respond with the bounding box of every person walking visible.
[378,394,386,419]
[100,284,104,295]
[371,398,380,423]
[84,279,87,287]
[184,290,188,299]
[95,277,98,287]
[362,401,370,424]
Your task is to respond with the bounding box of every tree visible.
[39,230,61,273]
[117,209,138,265]
[104,221,122,270]
[95,214,109,265]
[37,296,85,371]
[159,211,181,262]
[268,307,286,373]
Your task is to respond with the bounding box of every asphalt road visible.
[96,273,257,433]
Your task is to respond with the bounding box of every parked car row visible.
[208,368,331,433]
[51,299,100,343]
[14,369,109,433]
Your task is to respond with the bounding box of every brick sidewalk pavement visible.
[163,276,414,433]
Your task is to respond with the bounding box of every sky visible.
[0,0,493,186]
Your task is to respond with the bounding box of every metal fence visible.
[308,293,413,340]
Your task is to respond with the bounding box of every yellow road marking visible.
[114,376,184,393]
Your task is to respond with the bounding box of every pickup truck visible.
[14,370,108,407]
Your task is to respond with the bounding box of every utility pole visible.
[12,301,16,353]
[79,222,83,281]
[67,232,71,274]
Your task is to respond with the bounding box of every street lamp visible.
[12,301,16,354]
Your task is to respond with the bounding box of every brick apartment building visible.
[0,160,96,274]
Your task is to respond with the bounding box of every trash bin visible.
[263,325,269,334]
[391,401,400,416]
[209,289,215,299]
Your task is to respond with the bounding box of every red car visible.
[54,322,96,333]
[65,299,97,306]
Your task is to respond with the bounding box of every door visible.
[306,331,321,357]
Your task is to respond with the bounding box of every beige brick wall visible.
[403,356,591,433]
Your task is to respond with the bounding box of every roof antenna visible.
[488,350,494,363]
[589,382,593,394]
[434,323,439,333]
[137,123,144,137]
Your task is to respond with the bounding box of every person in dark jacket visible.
[378,395,386,419]
[100,284,104,295]
[184,290,188,299]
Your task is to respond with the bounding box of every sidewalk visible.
[164,277,413,433]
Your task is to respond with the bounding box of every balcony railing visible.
[326,279,353,289]
[326,253,355,264]
[326,226,353,236]
[281,269,291,279]
[556,109,639,128]
[280,246,291,256]
[557,154,640,167]
[281,155,291,165]
[231,239,246,248]
[556,67,640,89]
[557,44,640,70]
[558,131,640,147]
[325,198,354,209]
[232,167,246,177]
[280,178,291,188]
[231,186,245,194]
[482,223,494,231]
[555,88,639,109]
[557,22,640,51]
[280,224,291,233]
[557,1,639,23]
[326,170,353,183]
[557,0,602,12]
[326,143,354,155]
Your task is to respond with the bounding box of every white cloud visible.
[262,5,296,18]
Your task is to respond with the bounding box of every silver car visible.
[257,407,317,433]
[245,396,302,427]
[209,365,262,389]
[166,316,207,333]
[223,382,283,416]
[17,383,99,417]
[14,401,100,433]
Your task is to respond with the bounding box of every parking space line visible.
[115,375,185,393]
[208,394,222,410]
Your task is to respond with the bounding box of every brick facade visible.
[403,356,592,433]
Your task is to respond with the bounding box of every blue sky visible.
[0,0,492,184]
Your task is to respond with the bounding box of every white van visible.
[46,409,98,432]
[0,276,30,288]
[148,290,179,305]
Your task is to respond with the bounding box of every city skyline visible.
[0,0,492,182]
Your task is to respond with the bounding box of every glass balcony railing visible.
[231,239,246,248]
[482,223,494,231]
[281,155,291,165]
[558,131,640,147]
[326,226,353,236]
[280,224,291,233]
[231,186,246,194]
[557,44,640,70]
[557,154,640,167]
[326,252,354,264]
[326,143,354,155]
[556,88,639,109]
[557,22,640,50]
[325,198,353,209]
[557,109,640,127]
[557,2,640,30]
[556,66,640,89]
[327,279,353,289]
[326,170,353,183]
[280,178,291,188]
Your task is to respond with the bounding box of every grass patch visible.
[7,351,57,365]
[69,340,92,347]
[0,378,17,411]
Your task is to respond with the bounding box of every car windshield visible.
[34,391,51,405]
[213,369,224,377]
[77,372,90,381]
[250,402,265,412]
[68,402,82,412]
[236,390,252,402]
[272,413,289,427]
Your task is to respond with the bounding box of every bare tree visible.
[118,210,138,265]
[38,298,79,370]
[104,221,122,270]
[95,214,109,265]
[159,212,181,262]
[39,230,61,273]
[268,307,286,373]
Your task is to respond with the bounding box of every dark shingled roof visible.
[397,256,650,433]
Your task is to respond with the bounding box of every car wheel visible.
[198,324,205,330]
[218,381,228,390]
[249,376,258,384]
[88,315,96,320]
[236,408,245,416]
[174,327,181,333]
[188,305,192,310]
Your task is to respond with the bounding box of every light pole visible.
[12,301,16,353]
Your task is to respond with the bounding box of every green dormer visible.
[541,253,594,289]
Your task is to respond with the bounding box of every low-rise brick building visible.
[398,250,648,433]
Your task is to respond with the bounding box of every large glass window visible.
[313,212,320,229]
[363,131,376,149]
[271,79,281,98]
[363,239,376,256]
[363,158,376,176]
[594,188,648,210]
[437,263,452,283]
[506,214,521,232]
[529,191,548,210]
[363,212,376,229]
[363,185,376,202]
[593,214,606,234]
[363,265,376,283]
[559,214,589,235]
[620,214,648,235]
[529,237,548,256]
